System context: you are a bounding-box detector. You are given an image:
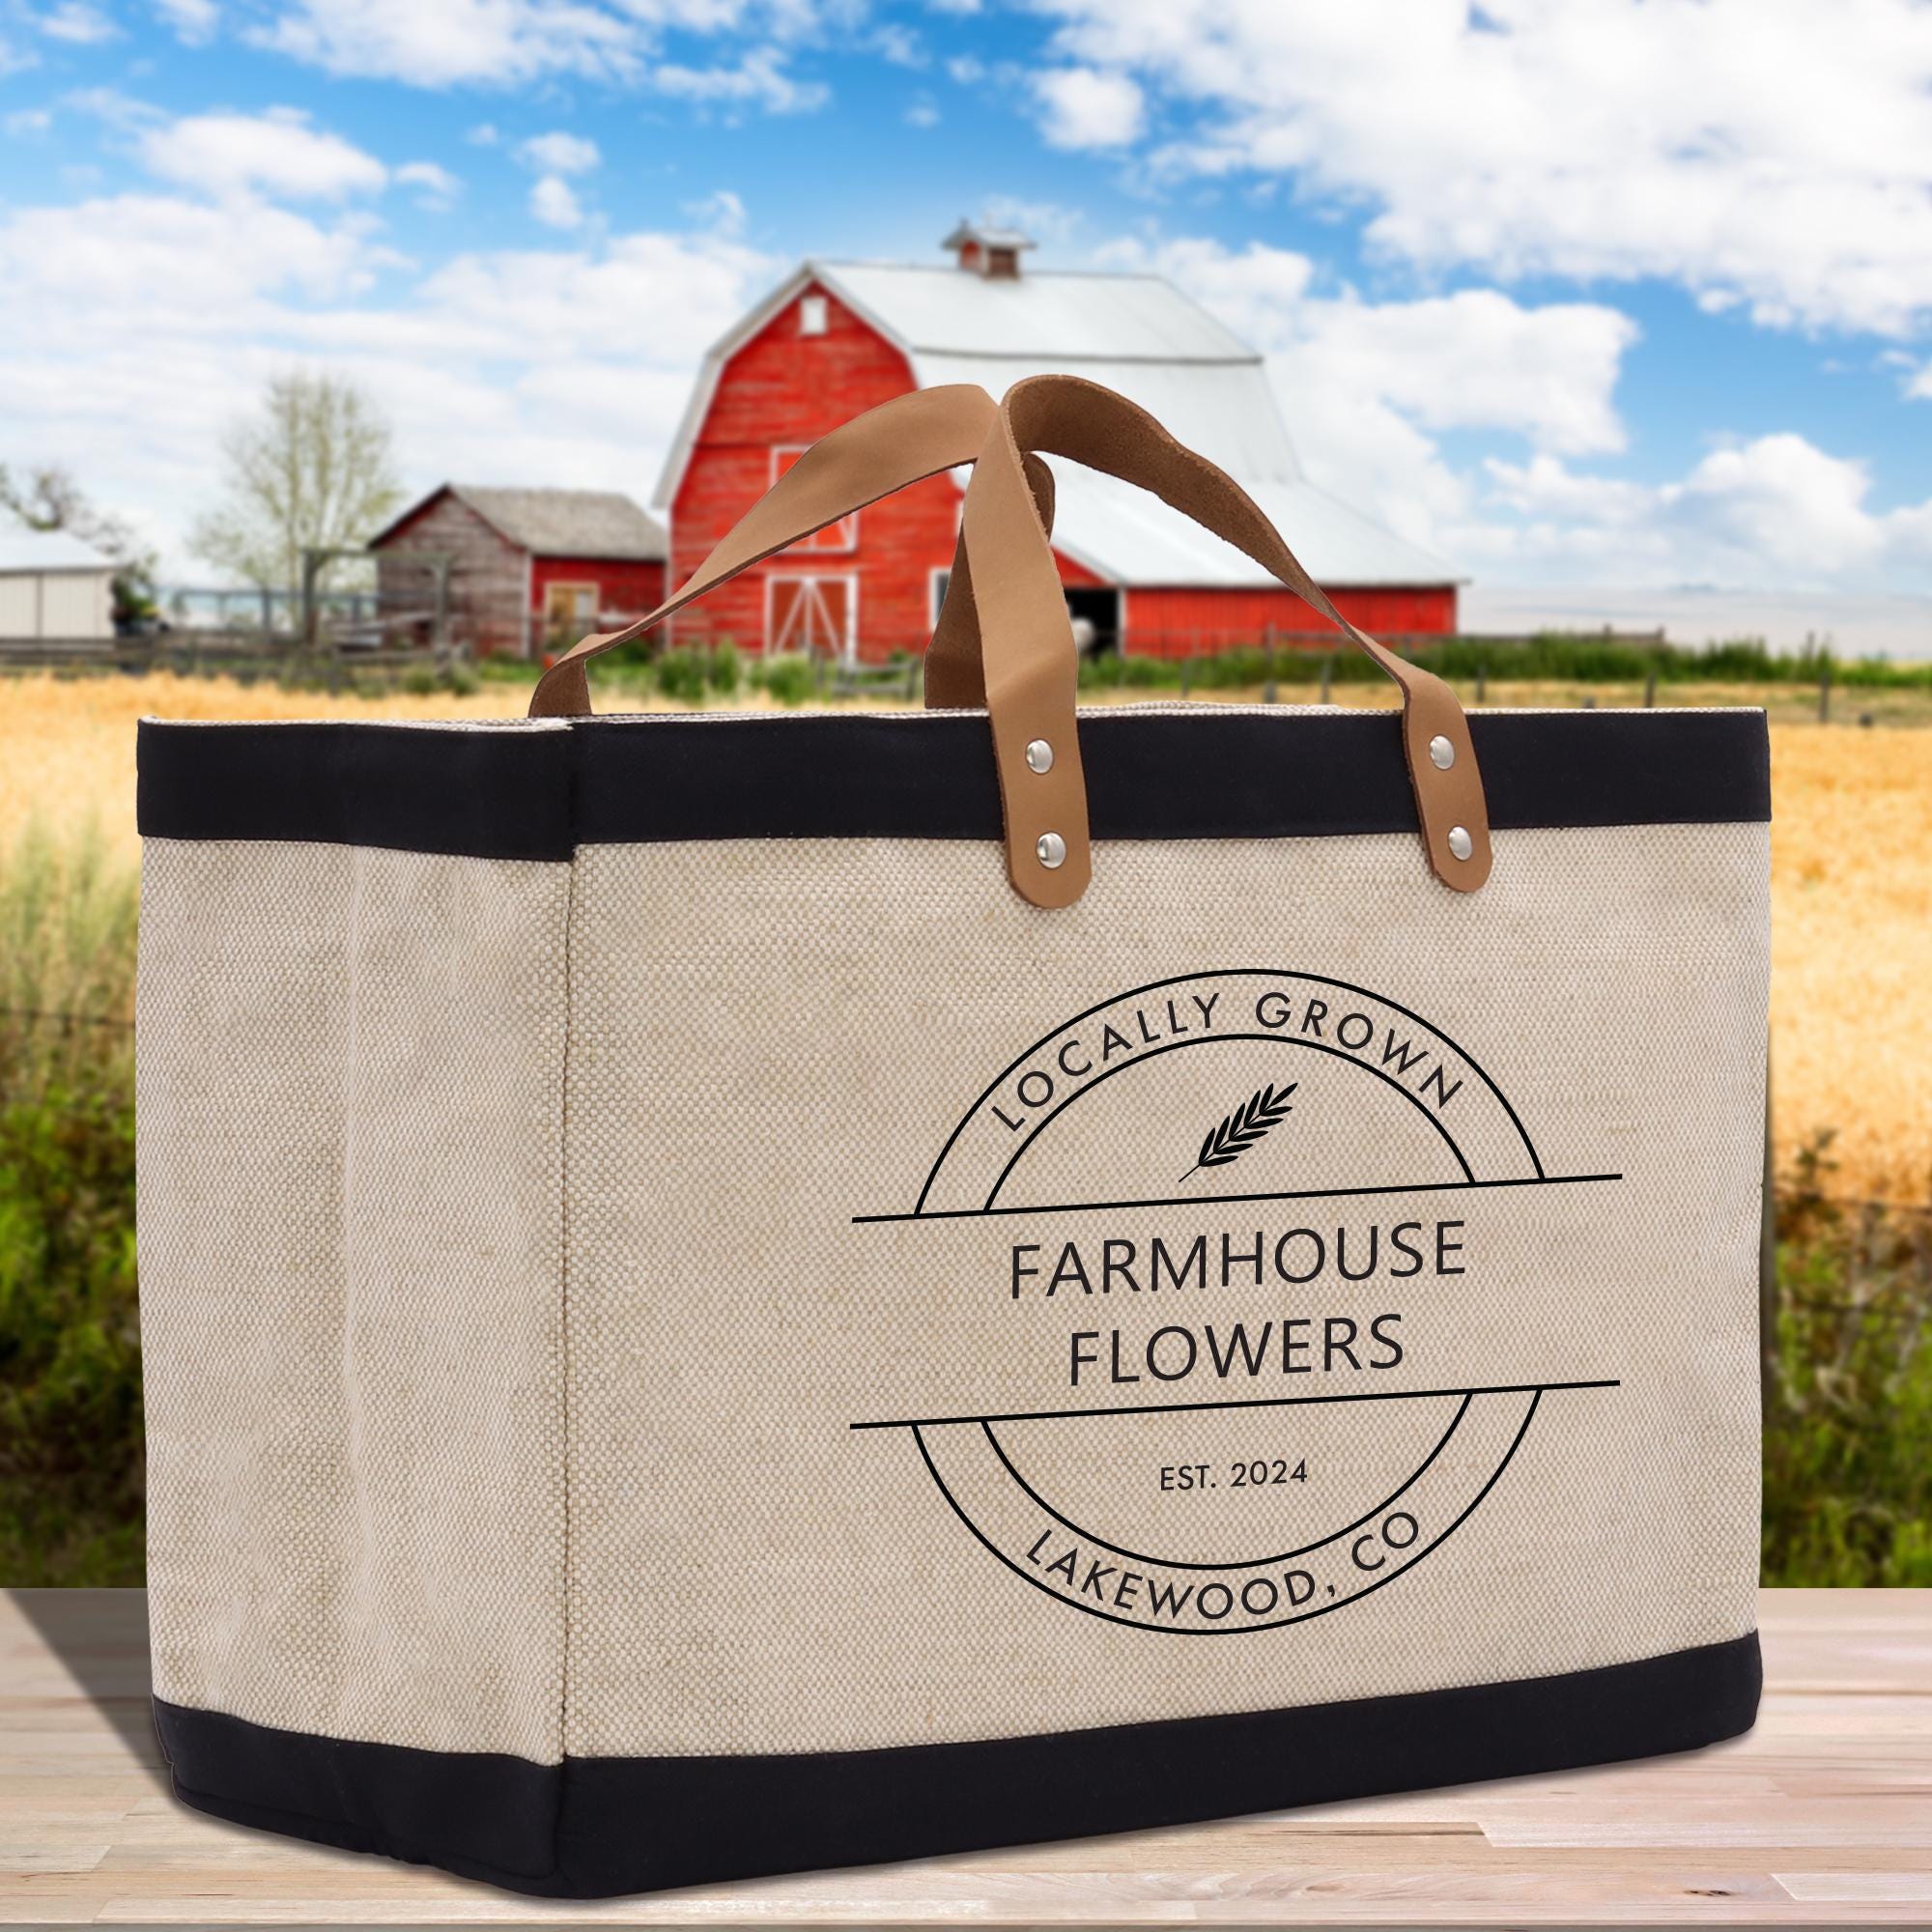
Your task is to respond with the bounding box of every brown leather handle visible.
[945,375,1492,901]
[529,384,1006,720]
[526,372,1492,911]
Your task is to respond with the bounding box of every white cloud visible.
[251,0,639,84]
[1477,437,1932,588]
[870,22,924,67]
[528,175,583,229]
[1074,228,1932,590]
[395,159,461,210]
[6,106,52,135]
[979,194,1085,247]
[1031,66,1143,149]
[155,0,219,42]
[38,2,118,43]
[682,186,746,237]
[1037,0,1932,336]
[1673,437,1885,578]
[904,97,939,128]
[1094,233,1636,551]
[652,47,828,114]
[0,187,778,576]
[466,122,499,145]
[518,129,599,175]
[140,108,388,201]
[248,0,837,103]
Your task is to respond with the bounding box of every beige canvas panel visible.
[563,826,1766,1759]
[136,838,572,1763]
[136,820,1765,1768]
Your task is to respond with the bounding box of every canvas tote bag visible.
[136,377,1769,1897]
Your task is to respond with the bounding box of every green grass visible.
[1,828,1926,1587]
[1761,1136,1932,1586]
[1077,632,1932,692]
[0,824,142,1585]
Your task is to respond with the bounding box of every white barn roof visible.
[0,529,115,574]
[656,260,1457,589]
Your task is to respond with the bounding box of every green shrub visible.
[0,825,142,1586]
[1762,1136,1932,1586]
[1072,633,1932,692]
[760,653,816,706]
[655,646,710,704]
[707,640,742,696]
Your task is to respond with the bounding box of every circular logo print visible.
[852,971,1620,1635]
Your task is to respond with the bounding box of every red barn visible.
[654,222,1460,661]
[372,485,667,658]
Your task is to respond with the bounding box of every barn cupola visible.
[942,218,1035,280]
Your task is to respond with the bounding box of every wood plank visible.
[3,1589,1928,1927]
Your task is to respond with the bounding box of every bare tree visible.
[191,371,402,590]
[0,463,158,619]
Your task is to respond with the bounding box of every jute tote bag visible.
[137,378,1769,1897]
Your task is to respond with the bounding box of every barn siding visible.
[671,282,962,660]
[1123,584,1458,656]
[375,493,529,658]
[529,554,666,651]
[670,281,1459,661]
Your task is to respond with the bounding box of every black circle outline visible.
[981,1033,1475,1208]
[913,968,1544,1216]
[911,1391,1542,1637]
[980,1391,1472,1572]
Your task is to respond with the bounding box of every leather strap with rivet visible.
[941,375,1492,902]
[526,374,1492,906]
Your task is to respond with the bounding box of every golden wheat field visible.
[4,670,1928,1204]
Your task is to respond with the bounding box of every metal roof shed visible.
[0,530,116,642]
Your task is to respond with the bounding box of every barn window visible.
[771,446,857,551]
[799,295,828,336]
[929,568,951,627]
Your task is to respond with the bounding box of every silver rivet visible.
[1429,733,1456,771]
[1036,831,1066,869]
[1025,738,1054,775]
[1447,825,1473,862]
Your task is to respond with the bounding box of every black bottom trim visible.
[156,1633,1760,1898]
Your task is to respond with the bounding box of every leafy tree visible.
[0,464,157,621]
[190,370,402,591]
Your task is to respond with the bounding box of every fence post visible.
[1643,670,1658,709]
[1179,655,1193,698]
[1817,665,1833,724]
[1319,656,1332,704]
[1475,663,1487,705]
[1263,624,1277,705]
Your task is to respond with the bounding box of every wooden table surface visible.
[5,1589,1929,1927]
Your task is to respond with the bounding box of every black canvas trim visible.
[136,721,577,863]
[139,710,1771,861]
[156,1630,1761,1899]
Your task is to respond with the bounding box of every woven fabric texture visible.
[561,827,1767,1758]
[137,838,571,1762]
[137,815,1768,1766]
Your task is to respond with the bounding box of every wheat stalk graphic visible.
[1179,1082,1297,1184]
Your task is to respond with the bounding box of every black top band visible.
[138,708,1771,863]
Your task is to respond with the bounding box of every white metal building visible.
[0,530,117,641]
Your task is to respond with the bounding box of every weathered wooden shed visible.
[654,223,1461,661]
[371,486,667,659]
[0,530,116,642]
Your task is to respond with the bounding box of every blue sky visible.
[4,0,1932,644]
